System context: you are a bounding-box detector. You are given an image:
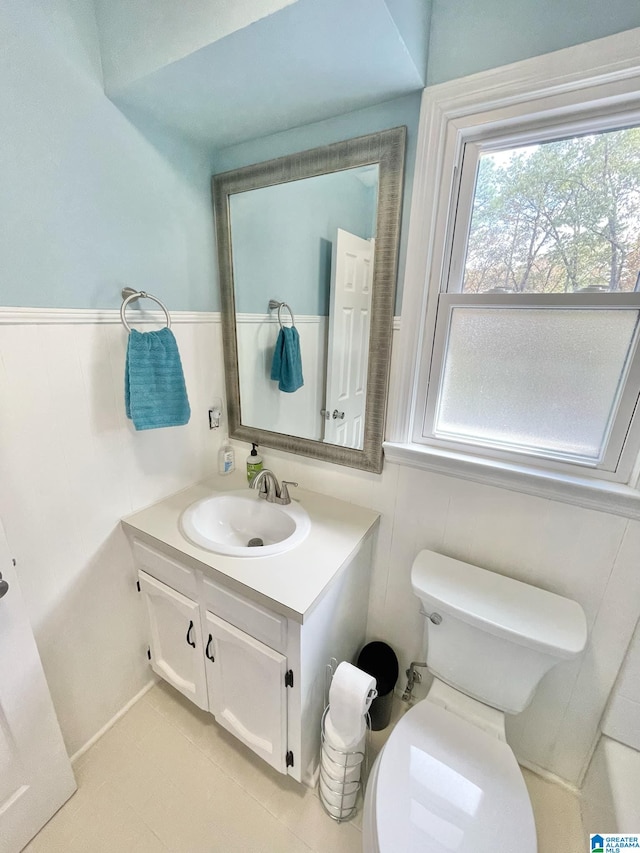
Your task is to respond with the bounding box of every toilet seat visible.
[365,699,536,853]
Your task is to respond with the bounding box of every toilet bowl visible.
[363,550,587,853]
[363,680,536,853]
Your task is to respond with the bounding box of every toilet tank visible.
[411,551,587,714]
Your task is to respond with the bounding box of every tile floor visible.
[25,682,587,852]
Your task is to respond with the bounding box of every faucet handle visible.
[279,480,298,504]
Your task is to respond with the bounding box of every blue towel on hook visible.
[270,326,304,393]
[125,328,191,430]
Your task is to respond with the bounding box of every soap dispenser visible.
[246,443,263,483]
[218,438,235,475]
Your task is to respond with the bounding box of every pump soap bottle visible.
[218,438,235,475]
[247,443,263,483]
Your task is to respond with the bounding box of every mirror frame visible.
[212,126,406,473]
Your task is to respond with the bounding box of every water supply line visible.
[402,661,427,702]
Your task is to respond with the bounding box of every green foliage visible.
[463,126,640,293]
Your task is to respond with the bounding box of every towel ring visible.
[120,288,171,333]
[268,299,295,329]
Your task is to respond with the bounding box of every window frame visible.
[421,292,640,482]
[385,29,640,517]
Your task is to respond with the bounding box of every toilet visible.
[363,550,587,853]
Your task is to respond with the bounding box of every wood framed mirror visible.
[212,126,406,473]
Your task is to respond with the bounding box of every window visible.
[387,33,640,513]
[425,127,640,481]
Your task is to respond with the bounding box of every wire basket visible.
[319,705,367,822]
[319,659,373,822]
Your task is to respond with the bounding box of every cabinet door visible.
[204,611,288,773]
[138,570,207,710]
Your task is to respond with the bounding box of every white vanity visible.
[122,479,378,786]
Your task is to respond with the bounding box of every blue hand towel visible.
[125,328,191,430]
[270,326,304,393]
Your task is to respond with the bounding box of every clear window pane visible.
[463,126,640,294]
[434,308,640,462]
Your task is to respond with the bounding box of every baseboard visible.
[70,679,157,764]
[518,757,582,796]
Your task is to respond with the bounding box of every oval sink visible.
[180,490,311,557]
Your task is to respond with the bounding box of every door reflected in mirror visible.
[213,127,405,473]
[230,165,378,449]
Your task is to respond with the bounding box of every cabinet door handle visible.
[0,572,8,600]
[205,634,215,662]
[186,620,196,648]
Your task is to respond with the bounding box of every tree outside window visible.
[463,127,640,295]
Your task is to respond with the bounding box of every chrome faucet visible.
[249,468,297,505]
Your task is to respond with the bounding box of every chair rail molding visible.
[0,307,220,325]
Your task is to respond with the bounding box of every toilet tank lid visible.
[411,551,587,659]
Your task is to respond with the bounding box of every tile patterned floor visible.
[24,682,586,852]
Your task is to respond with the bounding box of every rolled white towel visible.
[323,715,366,768]
[319,773,359,813]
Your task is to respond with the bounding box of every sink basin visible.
[180,490,311,557]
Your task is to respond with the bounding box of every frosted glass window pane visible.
[434,308,639,461]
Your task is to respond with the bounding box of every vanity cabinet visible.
[137,570,207,710]
[123,482,379,786]
[135,545,291,774]
[204,611,288,773]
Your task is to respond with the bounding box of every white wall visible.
[582,736,640,833]
[235,328,640,786]
[0,318,224,756]
[0,0,225,756]
[237,317,327,441]
[602,620,640,751]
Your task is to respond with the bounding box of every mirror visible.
[213,127,405,473]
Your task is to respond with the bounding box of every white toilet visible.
[363,550,587,853]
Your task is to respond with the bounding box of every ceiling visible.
[95,0,430,151]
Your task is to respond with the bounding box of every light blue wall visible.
[385,0,432,82]
[427,0,640,85]
[214,93,422,314]
[231,168,377,315]
[6,1,640,311]
[215,3,640,315]
[94,0,298,92]
[100,0,426,151]
[0,0,217,311]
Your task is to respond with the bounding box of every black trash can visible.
[357,642,399,731]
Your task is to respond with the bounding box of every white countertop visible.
[121,477,379,623]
